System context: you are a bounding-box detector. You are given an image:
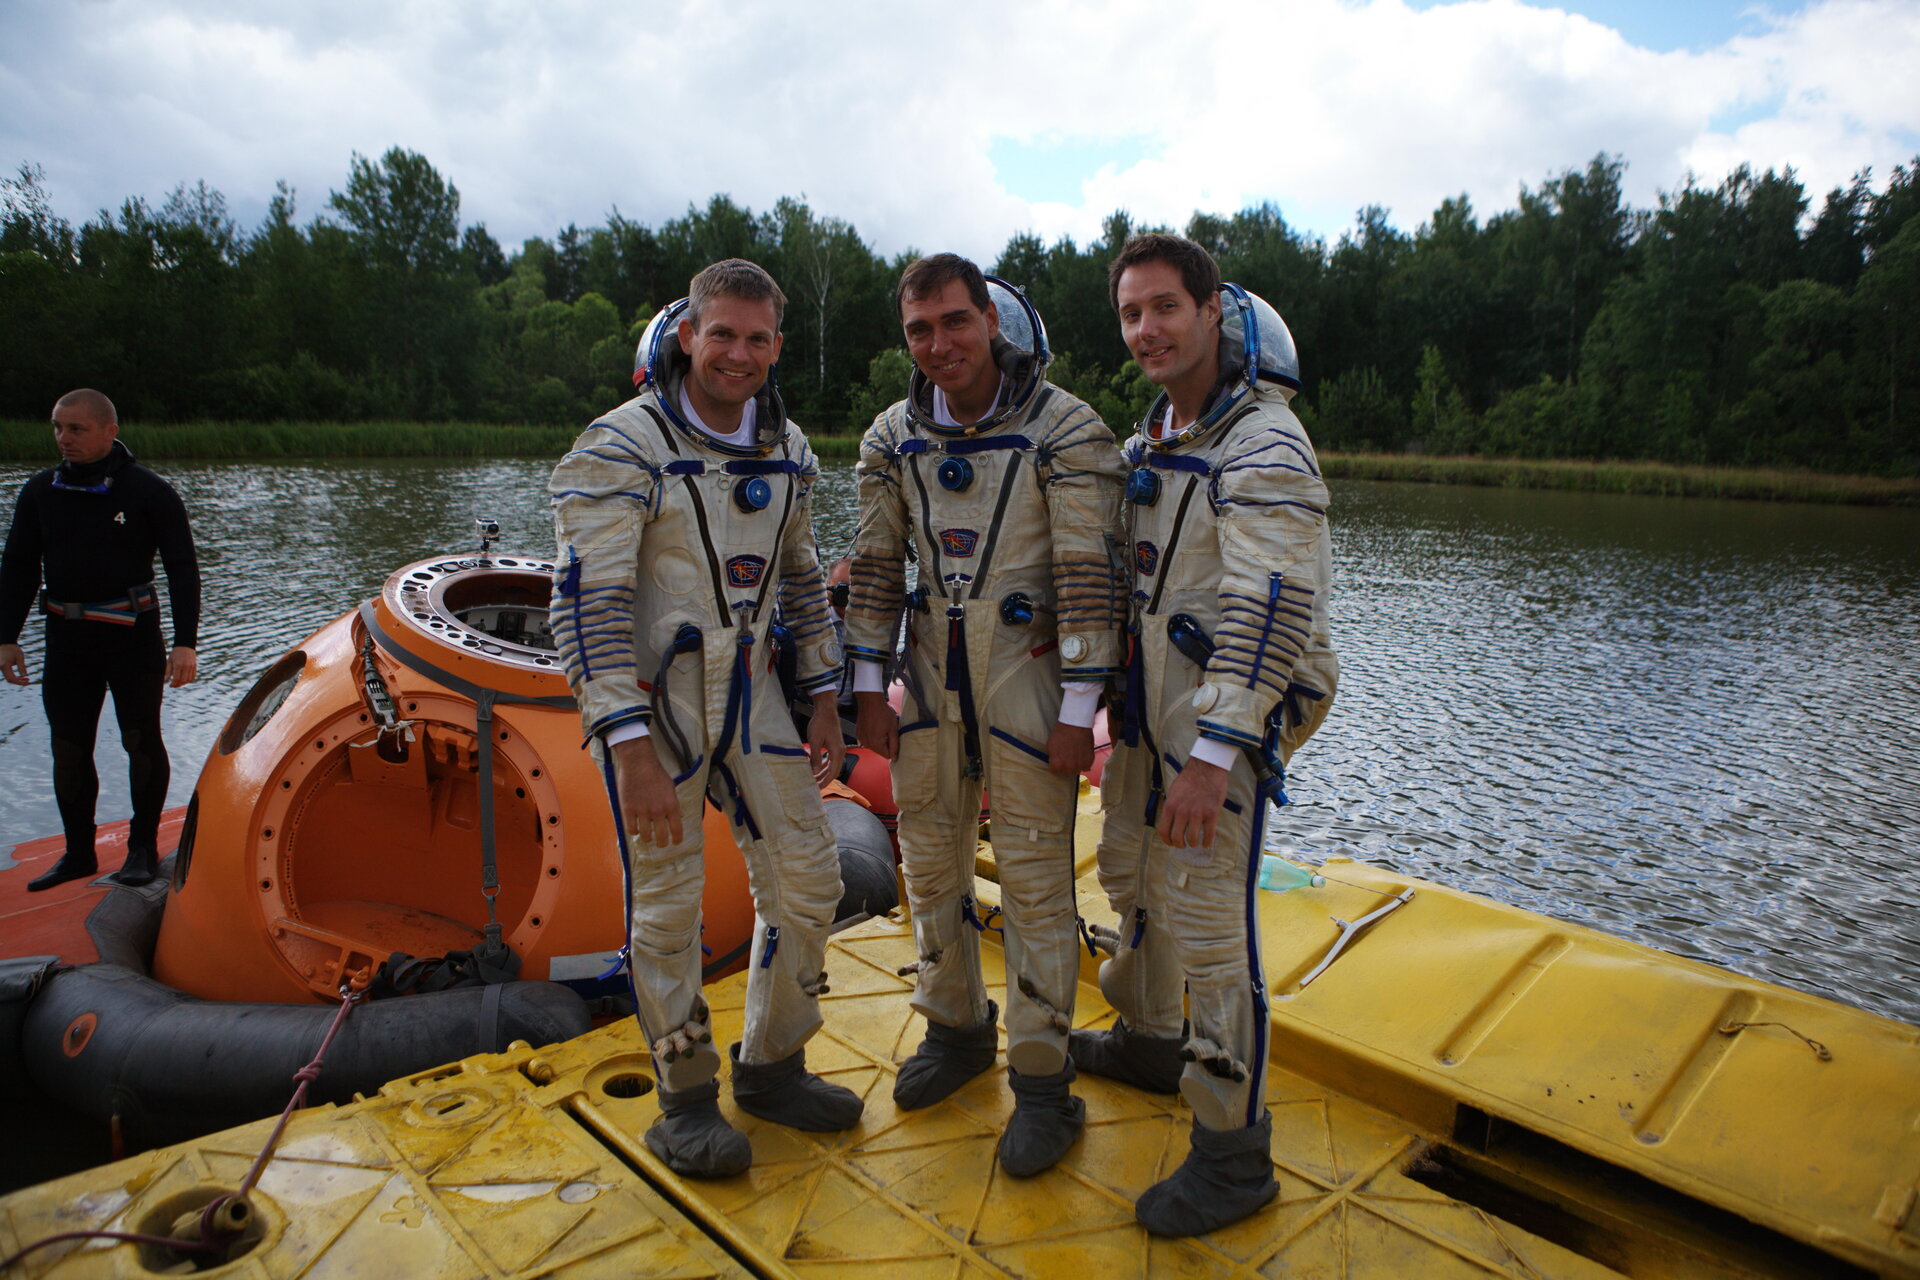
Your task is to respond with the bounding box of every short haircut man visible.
[1,389,202,890]
[689,257,788,329]
[548,260,859,1179]
[896,251,993,314]
[1074,235,1338,1237]
[1105,231,1221,312]
[846,254,1126,1177]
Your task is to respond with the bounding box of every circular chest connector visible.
[1126,467,1161,507]
[735,476,774,513]
[937,457,974,493]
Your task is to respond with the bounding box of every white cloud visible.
[2,0,1915,269]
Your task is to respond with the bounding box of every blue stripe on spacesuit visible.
[1217,460,1316,481]
[1215,497,1327,515]
[600,751,656,1059]
[1195,719,1263,751]
[568,441,651,466]
[1222,432,1320,477]
[796,671,840,695]
[550,488,653,506]
[988,727,1049,764]
[1240,783,1271,1128]
[947,434,1034,455]
[561,424,658,466]
[1146,453,1213,474]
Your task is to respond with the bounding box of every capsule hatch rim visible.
[383,553,562,671]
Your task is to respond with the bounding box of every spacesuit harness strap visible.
[661,458,805,476]
[900,427,1050,778]
[894,435,1035,456]
[1144,452,1213,475]
[650,429,806,834]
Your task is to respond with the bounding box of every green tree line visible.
[3,147,1916,473]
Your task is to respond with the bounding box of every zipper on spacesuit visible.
[760,925,780,968]
[1130,907,1147,949]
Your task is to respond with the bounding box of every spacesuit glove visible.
[1085,922,1123,958]
[1181,1034,1250,1083]
[1016,975,1073,1033]
[652,1000,715,1063]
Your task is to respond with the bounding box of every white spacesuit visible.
[550,291,855,1177]
[846,278,1125,1173]
[1079,283,1337,1229]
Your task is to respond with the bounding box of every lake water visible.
[4,457,1916,1026]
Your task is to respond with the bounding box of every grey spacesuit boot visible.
[643,1079,752,1179]
[729,1042,863,1132]
[1067,1018,1184,1093]
[1135,1112,1280,1236]
[996,1060,1085,1177]
[893,999,999,1109]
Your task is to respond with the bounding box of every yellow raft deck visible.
[6,807,1919,1278]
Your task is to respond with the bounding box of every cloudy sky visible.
[4,0,1917,264]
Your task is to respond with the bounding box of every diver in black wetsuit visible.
[1,389,201,891]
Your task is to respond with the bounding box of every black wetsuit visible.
[0,439,201,858]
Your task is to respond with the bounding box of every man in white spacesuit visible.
[846,254,1125,1176]
[549,259,860,1179]
[1073,234,1337,1235]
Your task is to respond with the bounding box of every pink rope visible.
[1,982,365,1273]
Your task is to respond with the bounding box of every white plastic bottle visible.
[1258,854,1325,893]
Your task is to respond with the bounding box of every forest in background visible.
[2,147,1916,475]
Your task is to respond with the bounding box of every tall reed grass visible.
[0,419,579,461]
[1321,452,1920,507]
[5,421,1910,505]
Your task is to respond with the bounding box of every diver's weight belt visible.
[41,582,158,625]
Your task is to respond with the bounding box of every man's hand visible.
[1047,722,1094,776]
[0,643,28,686]
[1157,755,1231,848]
[806,691,846,784]
[854,690,898,761]
[610,735,684,847]
[164,646,197,688]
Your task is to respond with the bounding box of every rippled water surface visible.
[3,458,1915,1024]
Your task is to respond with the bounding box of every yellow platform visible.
[5,812,1918,1277]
